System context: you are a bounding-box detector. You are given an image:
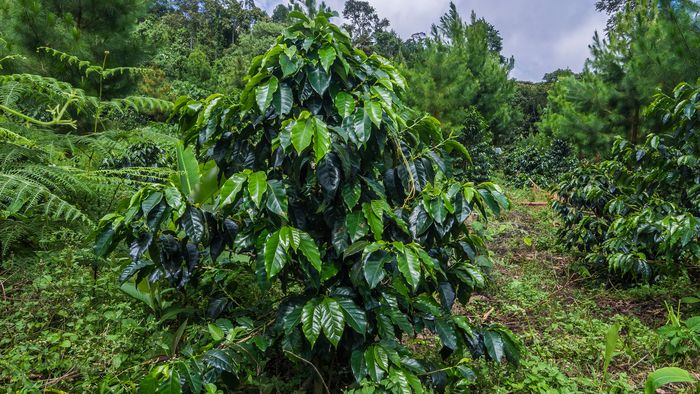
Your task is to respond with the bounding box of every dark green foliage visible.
[401,3,519,143]
[540,0,700,155]
[554,82,700,282]
[0,0,148,92]
[501,139,577,188]
[455,108,494,183]
[96,11,519,392]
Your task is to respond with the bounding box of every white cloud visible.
[254,0,608,81]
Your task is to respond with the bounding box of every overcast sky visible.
[255,0,608,81]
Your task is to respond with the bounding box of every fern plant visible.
[0,45,177,255]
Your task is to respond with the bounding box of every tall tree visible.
[540,0,700,155]
[0,0,149,74]
[342,0,389,53]
[403,2,518,144]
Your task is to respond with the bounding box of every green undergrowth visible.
[461,186,699,393]
[0,249,157,392]
[1,185,697,392]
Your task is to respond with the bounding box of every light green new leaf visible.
[291,119,314,154]
[218,173,247,208]
[264,231,287,279]
[362,203,383,240]
[365,100,382,128]
[645,367,696,394]
[299,232,322,272]
[313,117,330,163]
[247,171,267,208]
[256,76,279,112]
[335,91,356,118]
[175,143,200,197]
[603,323,620,380]
[318,46,337,73]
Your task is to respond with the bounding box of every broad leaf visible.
[318,46,337,72]
[302,299,322,347]
[397,248,421,291]
[338,298,367,335]
[308,66,331,95]
[247,171,267,208]
[273,82,293,116]
[645,367,696,394]
[291,118,313,154]
[319,297,344,347]
[264,231,287,279]
[313,117,330,163]
[335,91,356,118]
[256,76,279,112]
[266,180,288,219]
[299,232,322,273]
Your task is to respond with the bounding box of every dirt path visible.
[460,192,698,393]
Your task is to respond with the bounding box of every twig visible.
[482,307,495,322]
[41,368,80,387]
[284,350,330,394]
[0,280,5,301]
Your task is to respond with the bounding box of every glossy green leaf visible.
[302,299,322,347]
[308,67,331,95]
[265,180,288,219]
[363,254,386,289]
[337,298,367,335]
[397,248,421,291]
[362,203,383,240]
[175,143,200,197]
[256,76,279,112]
[247,171,267,208]
[273,82,293,116]
[319,297,344,347]
[365,100,382,128]
[318,46,337,72]
[264,231,287,279]
[313,117,330,163]
[352,108,372,145]
[299,232,322,273]
[219,173,247,208]
[291,118,313,154]
[335,91,356,118]
[365,347,384,383]
[180,206,205,243]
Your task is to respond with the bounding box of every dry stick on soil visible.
[41,368,80,387]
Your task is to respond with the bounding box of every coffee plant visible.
[501,138,577,189]
[456,108,494,183]
[95,11,519,392]
[554,82,700,282]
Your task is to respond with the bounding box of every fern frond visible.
[104,96,174,115]
[0,126,35,147]
[37,47,92,72]
[0,216,31,256]
[0,172,92,224]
